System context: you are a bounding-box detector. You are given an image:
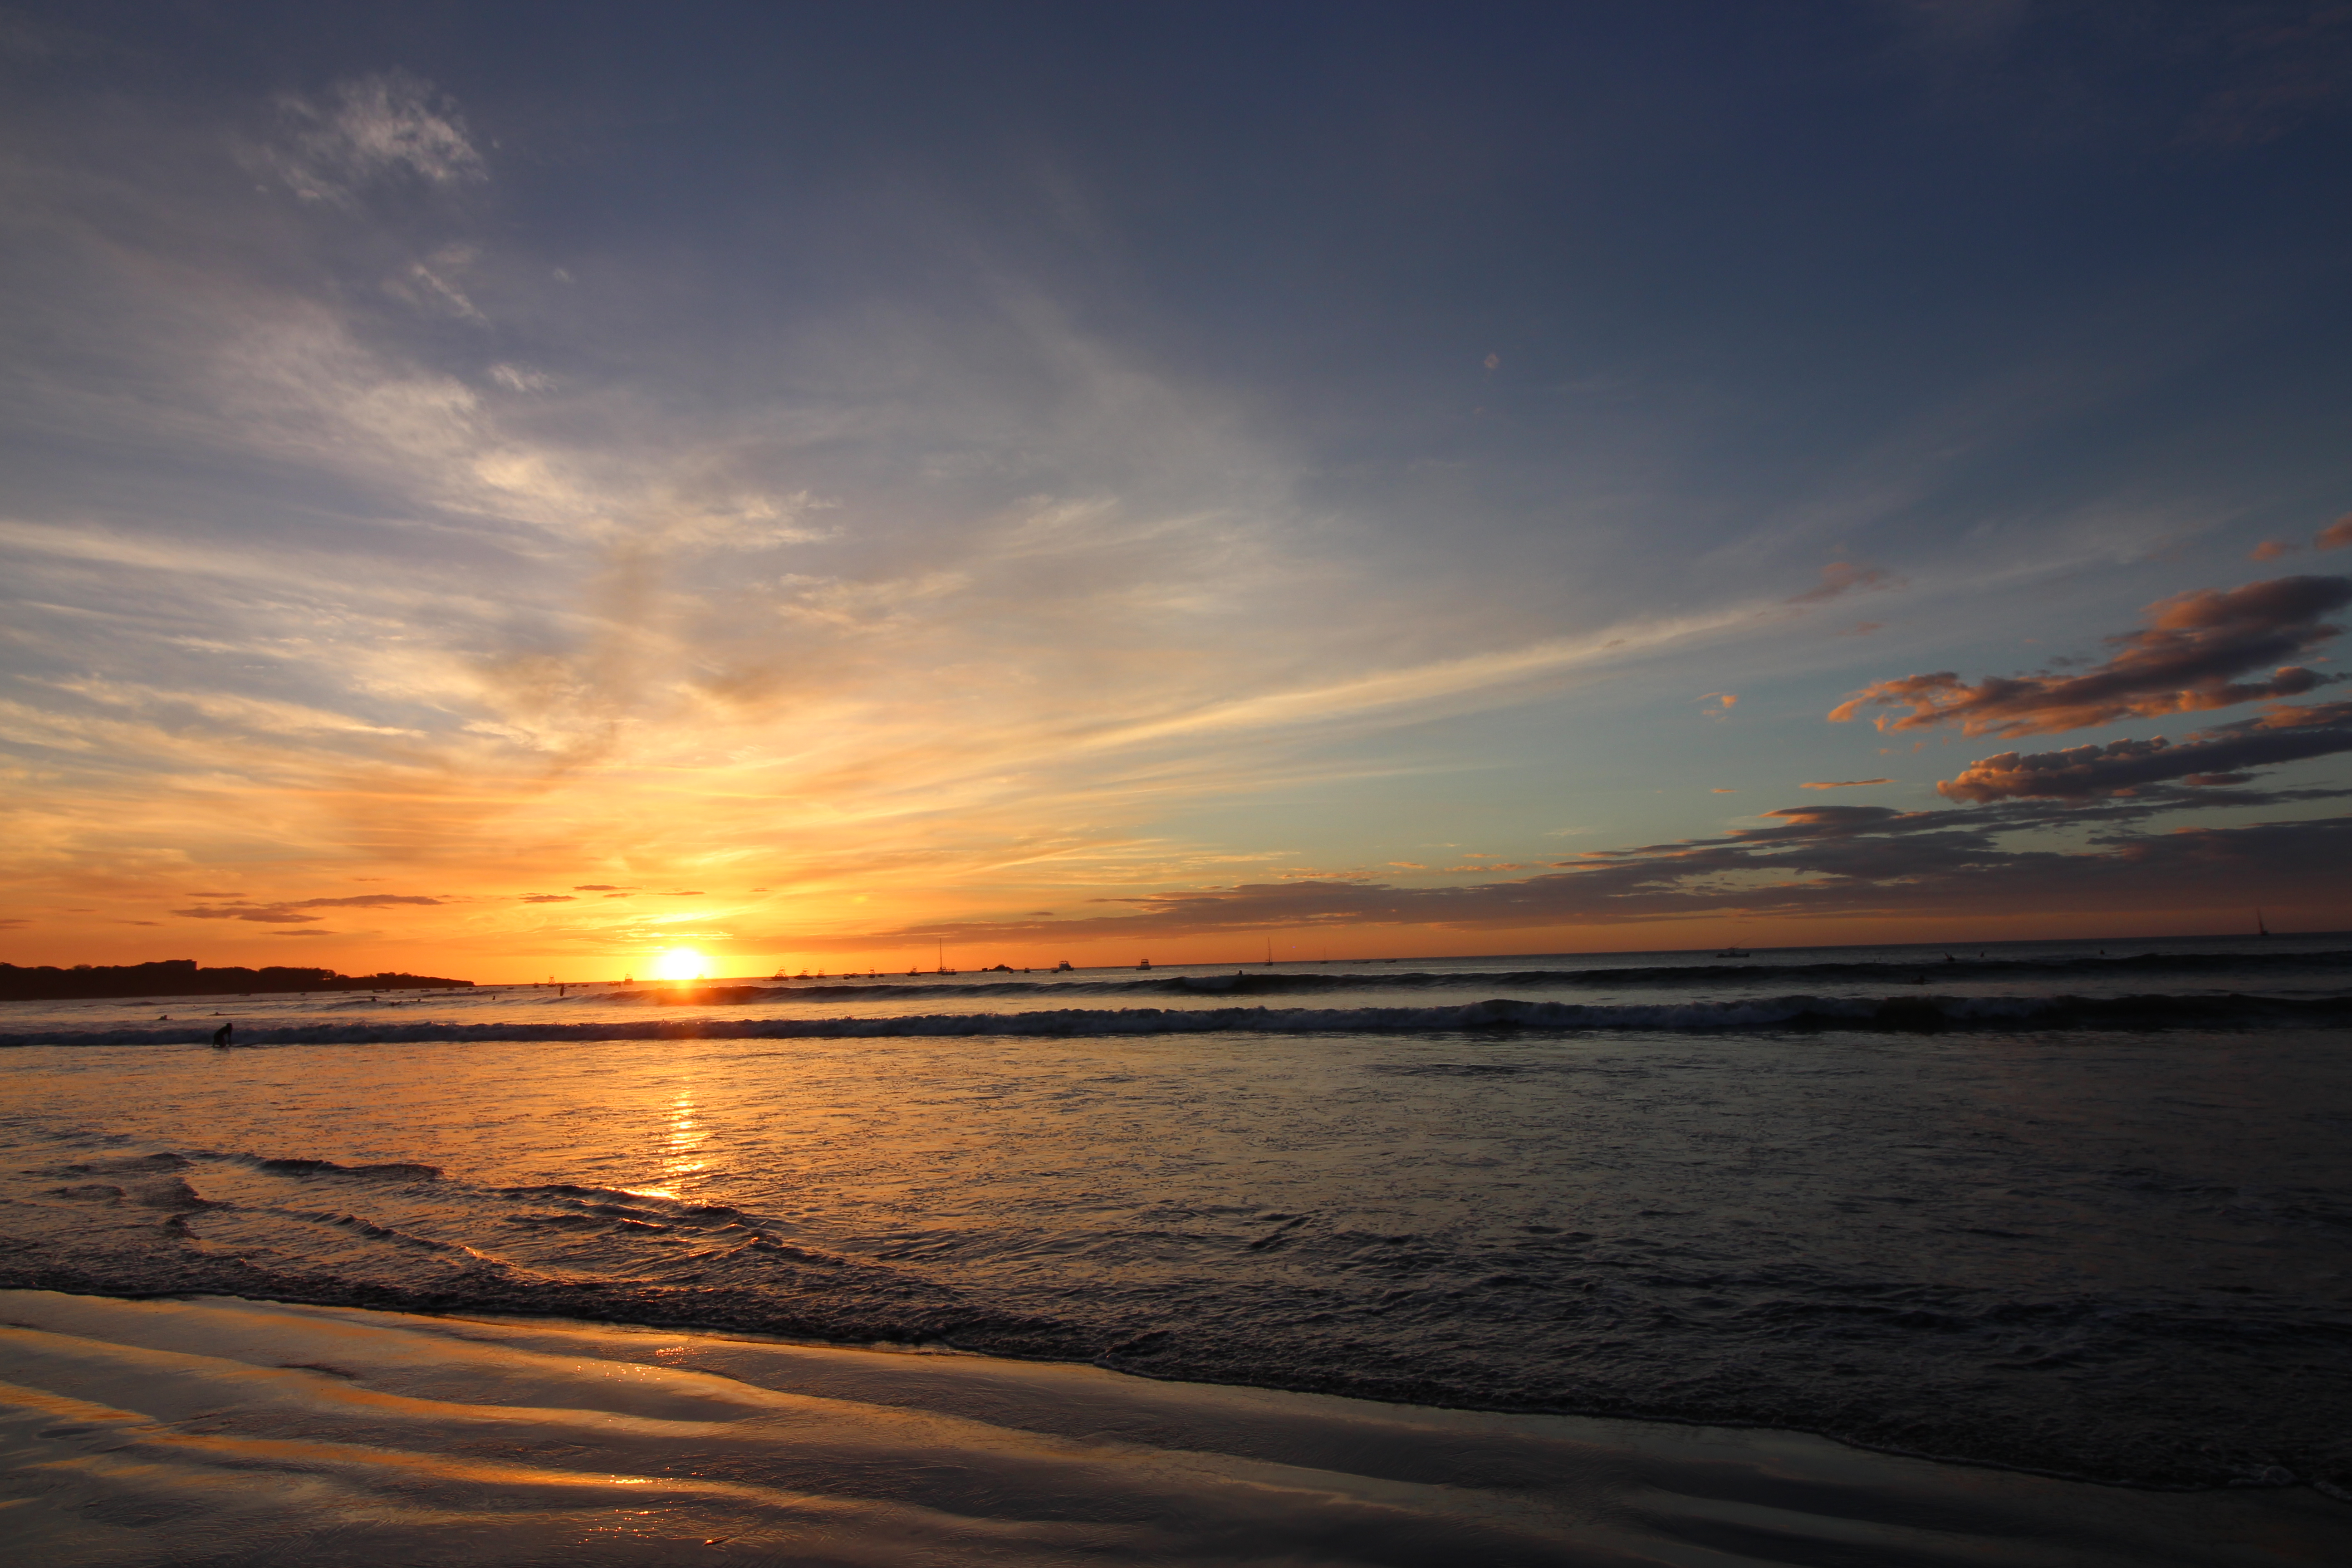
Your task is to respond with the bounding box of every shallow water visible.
[5,1291,2344,1567]
[4,959,2350,1503]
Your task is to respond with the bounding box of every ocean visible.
[4,933,2349,1564]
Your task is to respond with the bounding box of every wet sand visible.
[2,1289,2342,1566]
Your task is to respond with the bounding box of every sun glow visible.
[651,947,707,982]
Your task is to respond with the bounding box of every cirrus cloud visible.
[1787,561,1904,605]
[264,71,486,206]
[172,893,445,923]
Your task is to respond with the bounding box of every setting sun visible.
[651,948,707,982]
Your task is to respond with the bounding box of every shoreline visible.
[0,1259,2340,1501]
[4,1287,2345,1566]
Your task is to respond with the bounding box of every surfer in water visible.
[211,1022,233,1049]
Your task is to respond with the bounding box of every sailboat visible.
[2256,908,2272,938]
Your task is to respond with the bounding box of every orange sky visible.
[6,39,2352,981]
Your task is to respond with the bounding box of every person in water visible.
[211,1022,233,1048]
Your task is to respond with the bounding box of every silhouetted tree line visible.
[0,959,474,1002]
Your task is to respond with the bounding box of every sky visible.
[3,0,2350,980]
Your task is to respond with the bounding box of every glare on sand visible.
[651,947,707,981]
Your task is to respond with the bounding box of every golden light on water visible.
[651,948,708,981]
[663,1088,707,1190]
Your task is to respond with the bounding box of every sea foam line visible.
[4,992,2347,1047]
[609,949,2352,1005]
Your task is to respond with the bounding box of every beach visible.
[12,4,2352,1557]
[3,937,2349,1562]
[6,1289,2347,1567]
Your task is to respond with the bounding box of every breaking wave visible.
[635,947,2352,1002]
[9,990,2350,1047]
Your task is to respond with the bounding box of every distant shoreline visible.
[0,960,472,1004]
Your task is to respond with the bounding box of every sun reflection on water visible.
[661,1087,707,1191]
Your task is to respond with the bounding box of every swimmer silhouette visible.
[211,1023,233,1049]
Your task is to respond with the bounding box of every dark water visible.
[2,936,2349,1505]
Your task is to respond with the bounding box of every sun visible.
[651,947,707,982]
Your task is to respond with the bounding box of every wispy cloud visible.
[172,894,445,923]
[1787,561,1904,605]
[6,36,2350,973]
[818,791,2352,946]
[263,71,486,206]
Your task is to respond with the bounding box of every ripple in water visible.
[3,1008,2350,1499]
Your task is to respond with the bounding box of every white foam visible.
[6,989,2337,1048]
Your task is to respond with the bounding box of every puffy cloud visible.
[2249,539,2295,561]
[2319,517,2352,551]
[1698,692,1738,718]
[1937,699,2352,803]
[1800,778,1893,789]
[1831,576,2349,738]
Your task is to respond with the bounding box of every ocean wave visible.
[7,990,2350,1047]
[635,948,2352,1004]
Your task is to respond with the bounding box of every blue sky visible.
[3,2,2349,975]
